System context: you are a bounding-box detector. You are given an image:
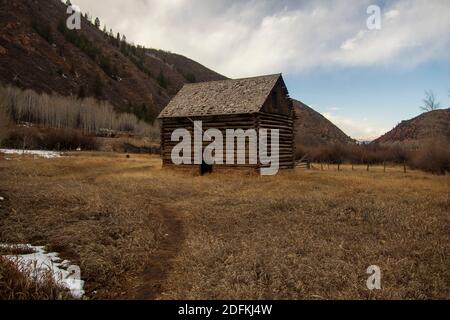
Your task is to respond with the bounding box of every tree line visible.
[295,141,449,175]
[0,84,159,138]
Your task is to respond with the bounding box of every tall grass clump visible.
[0,257,73,300]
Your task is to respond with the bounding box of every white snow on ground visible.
[0,244,85,298]
[0,149,62,159]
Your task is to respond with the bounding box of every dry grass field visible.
[0,152,448,299]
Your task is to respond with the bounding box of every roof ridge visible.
[182,73,281,87]
[158,73,284,118]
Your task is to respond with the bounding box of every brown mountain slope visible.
[0,0,226,122]
[293,99,355,146]
[372,108,450,146]
[0,0,356,146]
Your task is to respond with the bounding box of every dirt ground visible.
[0,152,448,299]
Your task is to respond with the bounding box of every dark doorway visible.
[200,161,213,175]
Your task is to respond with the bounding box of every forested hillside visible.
[0,0,226,124]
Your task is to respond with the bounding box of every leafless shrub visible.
[41,129,98,151]
[0,127,41,150]
[296,143,369,165]
[1,127,98,151]
[296,143,418,172]
[410,140,450,175]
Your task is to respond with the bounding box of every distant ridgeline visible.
[0,84,159,138]
[372,108,450,147]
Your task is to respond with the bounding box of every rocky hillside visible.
[0,0,226,122]
[372,108,450,146]
[293,99,355,146]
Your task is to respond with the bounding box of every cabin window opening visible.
[200,161,213,175]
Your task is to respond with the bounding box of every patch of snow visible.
[1,244,85,298]
[17,121,34,128]
[0,149,62,159]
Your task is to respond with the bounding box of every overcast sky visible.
[72,0,450,140]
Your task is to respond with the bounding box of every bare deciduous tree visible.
[0,110,10,146]
[0,84,160,139]
[420,91,441,112]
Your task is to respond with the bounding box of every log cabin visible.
[158,74,295,174]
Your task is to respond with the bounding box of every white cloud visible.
[384,9,400,20]
[333,1,450,67]
[322,112,388,141]
[340,30,367,51]
[72,0,450,78]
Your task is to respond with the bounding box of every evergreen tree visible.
[112,64,119,77]
[157,70,168,89]
[92,76,103,98]
[185,73,197,83]
[94,17,101,29]
[84,13,92,23]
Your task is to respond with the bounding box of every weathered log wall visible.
[161,114,258,169]
[257,111,295,169]
[160,111,295,171]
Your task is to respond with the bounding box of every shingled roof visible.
[158,74,282,118]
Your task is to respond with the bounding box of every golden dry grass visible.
[0,256,74,300]
[0,152,448,299]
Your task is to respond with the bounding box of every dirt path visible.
[132,205,185,300]
[74,159,185,299]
